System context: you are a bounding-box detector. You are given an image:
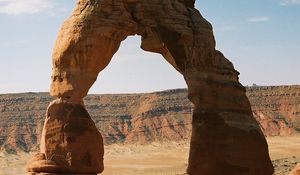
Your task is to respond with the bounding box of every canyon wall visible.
[0,85,299,153]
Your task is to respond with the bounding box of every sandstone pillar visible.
[28,0,137,174]
[150,6,274,173]
[184,67,274,175]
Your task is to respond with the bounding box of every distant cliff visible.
[0,86,299,153]
[247,86,300,136]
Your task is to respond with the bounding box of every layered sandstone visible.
[0,89,192,153]
[0,93,50,153]
[1,86,299,153]
[23,0,274,174]
[27,100,104,174]
[247,85,300,136]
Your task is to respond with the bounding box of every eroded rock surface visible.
[28,99,104,174]
[1,86,300,153]
[27,0,273,174]
[247,86,300,136]
[1,86,299,153]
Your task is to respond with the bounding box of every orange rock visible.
[28,100,104,174]
[29,0,274,174]
[289,163,300,175]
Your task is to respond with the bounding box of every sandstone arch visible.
[28,0,274,175]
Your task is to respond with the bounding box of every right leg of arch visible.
[150,5,274,175]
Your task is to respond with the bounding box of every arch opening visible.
[89,36,187,94]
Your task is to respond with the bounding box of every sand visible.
[0,136,300,175]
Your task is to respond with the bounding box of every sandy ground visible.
[1,136,300,175]
[267,136,300,175]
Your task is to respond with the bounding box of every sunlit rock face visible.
[28,0,274,174]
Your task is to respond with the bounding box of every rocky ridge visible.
[248,85,300,136]
[0,85,299,153]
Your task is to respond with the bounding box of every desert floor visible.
[1,136,300,175]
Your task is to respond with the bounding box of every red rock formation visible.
[247,86,300,136]
[1,87,299,154]
[28,99,104,174]
[28,0,274,174]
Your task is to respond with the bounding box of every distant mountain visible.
[0,86,299,153]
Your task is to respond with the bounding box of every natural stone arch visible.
[28,0,274,175]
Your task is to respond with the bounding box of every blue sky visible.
[0,0,299,94]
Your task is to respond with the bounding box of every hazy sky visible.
[0,0,299,94]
